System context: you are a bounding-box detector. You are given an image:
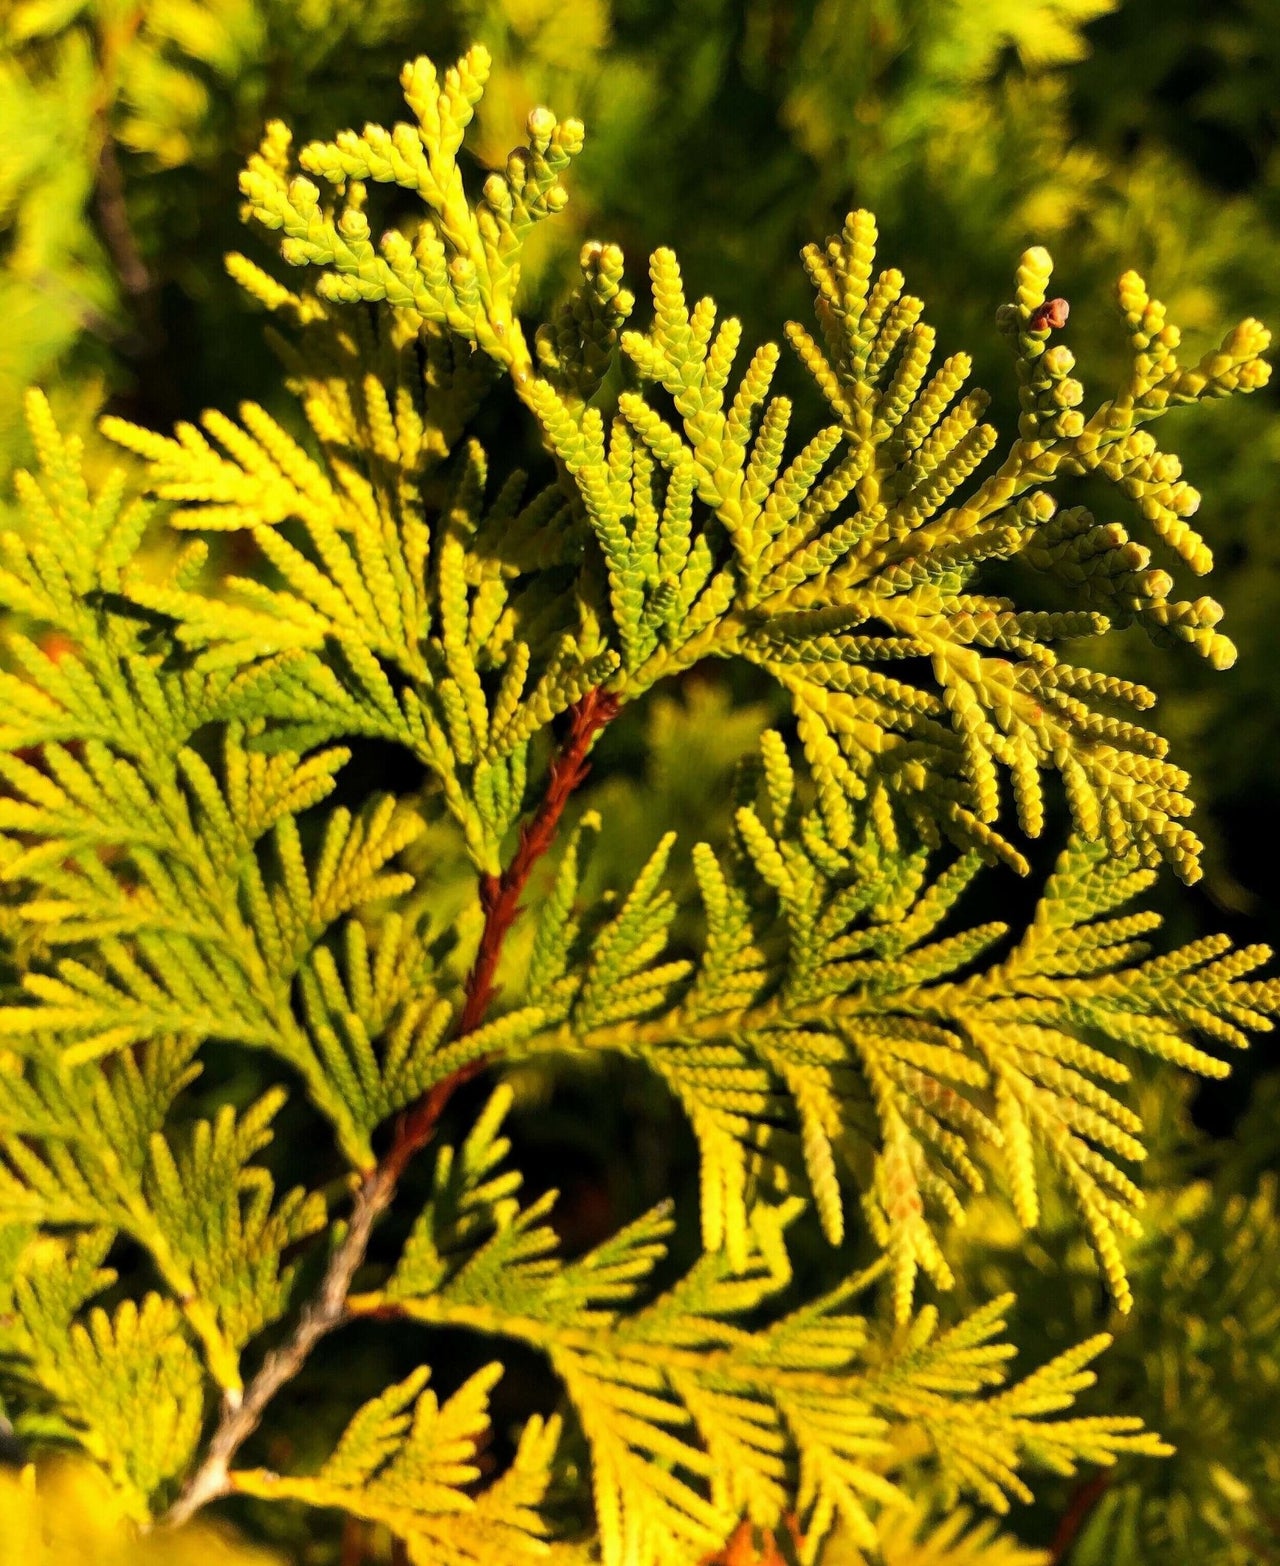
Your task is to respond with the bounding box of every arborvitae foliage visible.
[0,44,1275,1566]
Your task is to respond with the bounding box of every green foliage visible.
[1070,1174,1280,1565]
[9,1229,206,1514]
[0,23,1275,1566]
[345,1093,1165,1563]
[234,1360,562,1562]
[939,1073,1280,1566]
[441,0,1280,921]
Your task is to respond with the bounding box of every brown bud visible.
[1030,297,1070,332]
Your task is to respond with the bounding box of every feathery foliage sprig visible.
[0,42,1274,1566]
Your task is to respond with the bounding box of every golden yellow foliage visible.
[0,1460,283,1566]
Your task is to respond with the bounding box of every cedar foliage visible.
[0,33,1276,1566]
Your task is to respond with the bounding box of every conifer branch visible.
[162,687,618,1528]
[4,42,1275,1563]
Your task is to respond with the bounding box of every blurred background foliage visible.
[0,1458,284,1563]
[2,1,1278,1562]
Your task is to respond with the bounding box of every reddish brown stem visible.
[164,687,619,1528]
[339,1517,366,1566]
[1049,1471,1110,1562]
[380,684,620,1182]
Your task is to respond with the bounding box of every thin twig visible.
[163,687,619,1528]
[1049,1471,1111,1563]
[89,6,179,420]
[89,8,148,312]
[93,131,151,305]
